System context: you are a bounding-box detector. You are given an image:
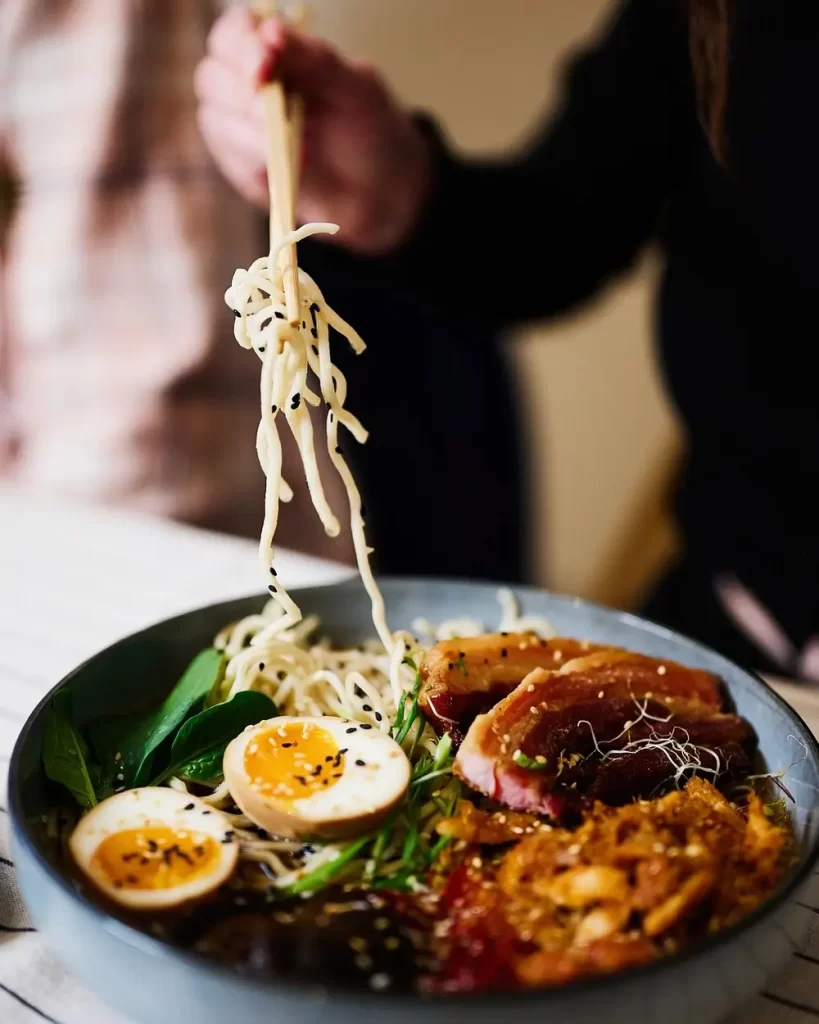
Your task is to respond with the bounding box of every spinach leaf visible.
[116,648,225,786]
[86,715,134,796]
[42,691,98,810]
[151,690,276,786]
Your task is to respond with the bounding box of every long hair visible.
[687,0,734,166]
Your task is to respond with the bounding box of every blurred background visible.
[1,0,681,612]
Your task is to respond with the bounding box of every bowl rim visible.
[9,574,819,1009]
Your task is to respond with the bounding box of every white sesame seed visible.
[598,690,605,698]
[657,665,667,675]
[527,684,535,693]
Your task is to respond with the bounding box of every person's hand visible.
[195,7,432,256]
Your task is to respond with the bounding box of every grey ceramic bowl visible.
[9,577,819,1024]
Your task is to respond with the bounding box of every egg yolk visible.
[244,722,346,800]
[91,826,221,891]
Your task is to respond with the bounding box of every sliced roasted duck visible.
[453,648,753,820]
[418,633,610,745]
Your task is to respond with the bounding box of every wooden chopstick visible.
[288,5,309,196]
[256,1,301,326]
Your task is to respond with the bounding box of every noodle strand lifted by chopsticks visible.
[225,223,391,652]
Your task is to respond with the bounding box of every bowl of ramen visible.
[8,577,819,1024]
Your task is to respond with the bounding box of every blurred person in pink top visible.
[0,0,354,561]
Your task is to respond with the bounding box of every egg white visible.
[69,787,238,910]
[223,716,411,840]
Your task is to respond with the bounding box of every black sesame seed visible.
[147,840,159,852]
[360,724,373,730]
[335,446,343,454]
[356,759,366,767]
[346,727,356,734]
[259,662,265,671]
[202,810,212,815]
[258,345,266,353]
[323,779,329,786]
[310,327,318,338]
[459,651,466,659]
[140,857,150,865]
[274,311,285,320]
[233,309,240,318]
[501,648,508,658]
[291,393,301,409]
[269,567,277,576]
[302,320,307,329]
[294,776,307,785]
[333,773,343,778]
[447,663,454,670]
[282,743,293,748]
[501,632,509,637]
[271,404,278,414]
[375,712,383,722]
[121,853,137,862]
[311,765,323,776]
[278,671,287,681]
[268,584,276,592]
[325,755,334,762]
[194,846,205,857]
[363,704,372,712]
[184,802,195,811]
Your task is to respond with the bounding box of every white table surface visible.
[0,484,817,1023]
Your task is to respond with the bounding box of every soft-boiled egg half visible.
[69,788,238,910]
[223,716,411,840]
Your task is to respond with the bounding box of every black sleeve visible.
[303,0,697,334]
